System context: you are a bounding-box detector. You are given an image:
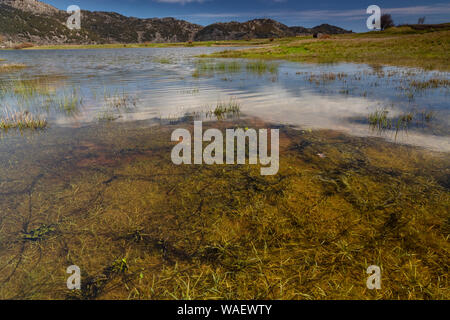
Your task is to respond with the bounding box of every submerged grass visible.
[0,118,448,300]
[104,89,138,109]
[206,99,241,120]
[192,60,278,78]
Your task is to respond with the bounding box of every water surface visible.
[1,47,449,150]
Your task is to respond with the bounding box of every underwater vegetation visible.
[206,29,450,71]
[104,89,138,110]
[410,78,450,90]
[0,74,141,128]
[206,99,241,120]
[97,89,139,122]
[153,58,173,64]
[192,60,279,78]
[368,107,436,137]
[0,118,448,300]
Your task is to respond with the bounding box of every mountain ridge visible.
[0,0,352,45]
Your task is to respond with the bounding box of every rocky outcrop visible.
[309,24,351,35]
[0,0,202,44]
[1,0,58,15]
[194,19,295,41]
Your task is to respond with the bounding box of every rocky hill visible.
[194,18,295,41]
[194,20,352,41]
[0,0,202,44]
[308,24,351,35]
[0,0,352,45]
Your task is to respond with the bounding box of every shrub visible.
[13,42,34,50]
[381,14,395,30]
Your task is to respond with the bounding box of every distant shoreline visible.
[3,26,449,72]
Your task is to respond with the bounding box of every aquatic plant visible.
[369,109,392,131]
[37,88,83,115]
[98,110,120,122]
[368,107,436,137]
[104,89,138,109]
[112,258,128,274]
[206,29,450,71]
[0,118,448,300]
[308,72,348,84]
[22,224,55,241]
[410,78,450,90]
[0,110,47,131]
[11,78,54,99]
[154,58,173,64]
[246,61,279,75]
[206,99,241,120]
[192,60,243,78]
[0,64,27,73]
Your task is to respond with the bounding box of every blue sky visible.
[45,0,450,32]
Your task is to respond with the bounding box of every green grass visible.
[206,29,450,71]
[206,99,241,120]
[368,108,436,138]
[369,109,392,131]
[153,58,173,64]
[192,60,278,78]
[246,61,279,75]
[21,38,283,50]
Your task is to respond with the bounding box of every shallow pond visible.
[1,47,449,150]
[0,48,448,300]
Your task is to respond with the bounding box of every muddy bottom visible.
[0,118,448,299]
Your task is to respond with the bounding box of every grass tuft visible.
[0,110,47,131]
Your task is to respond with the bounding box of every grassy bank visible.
[16,38,284,50]
[205,27,450,71]
[8,25,449,71]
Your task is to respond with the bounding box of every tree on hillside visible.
[418,17,426,25]
[381,14,395,30]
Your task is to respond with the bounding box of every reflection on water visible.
[0,47,448,151]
